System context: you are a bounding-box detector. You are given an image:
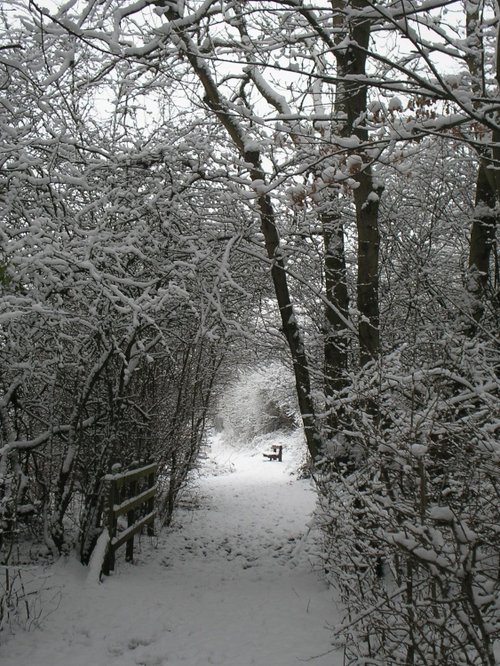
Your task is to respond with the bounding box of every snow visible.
[388,96,403,112]
[428,506,454,522]
[409,443,428,457]
[250,179,268,194]
[86,529,110,587]
[243,140,262,154]
[248,67,292,116]
[346,155,363,172]
[1,437,342,666]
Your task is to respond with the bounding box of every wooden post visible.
[99,462,157,576]
[103,477,117,575]
[278,446,283,462]
[126,479,136,562]
[147,470,155,537]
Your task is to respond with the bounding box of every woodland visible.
[0,0,499,663]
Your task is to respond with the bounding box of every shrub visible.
[317,336,500,665]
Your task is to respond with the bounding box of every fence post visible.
[147,470,155,537]
[103,477,117,575]
[126,479,137,563]
[99,462,157,576]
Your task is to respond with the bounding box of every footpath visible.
[1,440,342,666]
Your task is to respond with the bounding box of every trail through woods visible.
[1,438,343,666]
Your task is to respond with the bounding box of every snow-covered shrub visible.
[317,336,500,665]
[0,16,234,564]
[217,362,300,447]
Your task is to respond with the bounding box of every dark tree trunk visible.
[334,0,381,364]
[166,15,323,461]
[322,210,350,434]
[467,163,497,333]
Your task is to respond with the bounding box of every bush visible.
[317,336,500,665]
[217,362,299,447]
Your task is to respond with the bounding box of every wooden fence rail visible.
[102,462,157,576]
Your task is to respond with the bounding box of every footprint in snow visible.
[108,634,155,657]
[128,636,154,650]
[134,655,166,666]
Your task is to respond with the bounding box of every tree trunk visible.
[333,0,381,364]
[464,0,499,333]
[467,163,498,333]
[166,14,322,461]
[354,170,381,364]
[322,210,350,434]
[252,173,321,461]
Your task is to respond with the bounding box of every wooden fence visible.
[102,462,157,576]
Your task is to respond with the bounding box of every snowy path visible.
[1,442,342,666]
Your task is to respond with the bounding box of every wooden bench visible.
[263,445,283,462]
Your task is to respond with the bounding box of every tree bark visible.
[464,0,499,333]
[354,171,381,365]
[333,0,381,364]
[467,163,498,333]
[322,210,350,419]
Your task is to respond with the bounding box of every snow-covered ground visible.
[1,437,343,666]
